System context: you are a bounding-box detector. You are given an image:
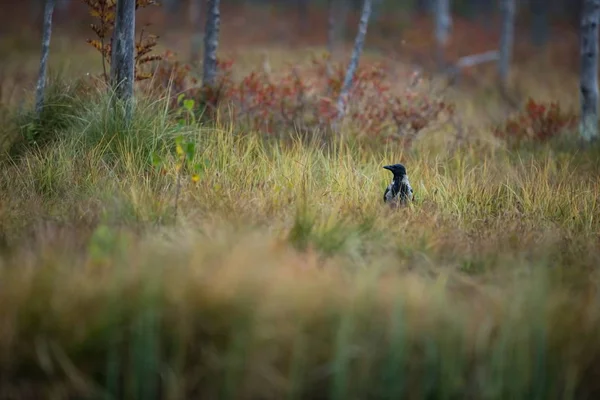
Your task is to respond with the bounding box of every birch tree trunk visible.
[579,0,600,142]
[190,0,203,64]
[35,0,56,117]
[498,0,516,88]
[435,0,451,69]
[110,0,136,103]
[335,0,372,123]
[203,0,221,90]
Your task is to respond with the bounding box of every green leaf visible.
[175,136,185,158]
[176,143,184,157]
[184,142,195,161]
[177,93,186,105]
[151,151,162,167]
[183,99,195,111]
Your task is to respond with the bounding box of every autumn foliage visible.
[493,98,577,146]
[149,50,198,100]
[149,53,453,145]
[83,0,162,83]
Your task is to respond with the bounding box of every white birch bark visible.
[335,0,372,121]
[579,0,600,142]
[435,0,451,68]
[203,0,221,89]
[110,0,136,102]
[35,0,56,117]
[498,0,516,87]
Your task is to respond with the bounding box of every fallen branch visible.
[456,50,500,69]
[446,50,500,83]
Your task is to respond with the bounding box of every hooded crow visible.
[383,163,414,207]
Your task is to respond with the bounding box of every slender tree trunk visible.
[579,0,600,142]
[110,0,136,103]
[190,0,204,65]
[35,0,56,117]
[335,0,372,123]
[435,0,451,69]
[498,0,516,88]
[203,0,221,90]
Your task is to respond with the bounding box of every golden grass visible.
[1,40,600,398]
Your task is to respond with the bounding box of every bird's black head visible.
[383,163,407,177]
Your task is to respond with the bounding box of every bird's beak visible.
[383,165,392,171]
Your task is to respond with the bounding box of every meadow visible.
[1,4,600,399]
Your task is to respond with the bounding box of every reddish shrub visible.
[147,52,454,145]
[143,50,198,107]
[493,98,577,146]
[220,55,453,144]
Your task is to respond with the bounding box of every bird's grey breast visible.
[384,183,395,202]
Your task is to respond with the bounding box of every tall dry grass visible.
[0,54,600,398]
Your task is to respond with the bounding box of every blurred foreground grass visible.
[1,47,600,399]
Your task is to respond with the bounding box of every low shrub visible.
[147,53,454,146]
[493,98,577,147]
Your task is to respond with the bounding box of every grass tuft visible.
[1,56,600,398]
